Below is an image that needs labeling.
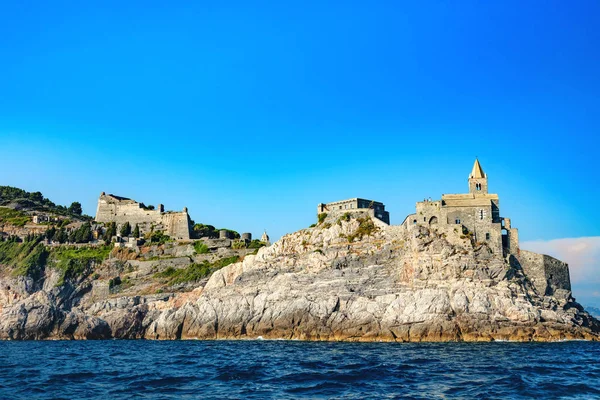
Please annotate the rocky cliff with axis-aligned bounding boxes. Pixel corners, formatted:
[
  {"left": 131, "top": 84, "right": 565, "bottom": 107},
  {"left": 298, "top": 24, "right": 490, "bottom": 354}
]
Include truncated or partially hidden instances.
[{"left": 1, "top": 212, "right": 598, "bottom": 341}]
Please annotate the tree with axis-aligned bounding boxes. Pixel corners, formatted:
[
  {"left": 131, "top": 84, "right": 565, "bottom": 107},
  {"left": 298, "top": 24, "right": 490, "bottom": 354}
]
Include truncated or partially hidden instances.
[
  {"left": 74, "top": 223, "right": 92, "bottom": 243},
  {"left": 68, "top": 202, "right": 82, "bottom": 216},
  {"left": 133, "top": 224, "right": 140, "bottom": 238},
  {"left": 103, "top": 222, "right": 117, "bottom": 244},
  {"left": 120, "top": 222, "right": 131, "bottom": 237},
  {"left": 55, "top": 228, "right": 67, "bottom": 244},
  {"left": 46, "top": 226, "right": 56, "bottom": 241}
]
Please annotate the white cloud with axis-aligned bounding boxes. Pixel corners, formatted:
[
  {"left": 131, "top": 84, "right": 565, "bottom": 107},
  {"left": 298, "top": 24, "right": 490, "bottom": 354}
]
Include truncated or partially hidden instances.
[
  {"left": 522, "top": 237, "right": 600, "bottom": 308},
  {"left": 521, "top": 237, "right": 600, "bottom": 284}
]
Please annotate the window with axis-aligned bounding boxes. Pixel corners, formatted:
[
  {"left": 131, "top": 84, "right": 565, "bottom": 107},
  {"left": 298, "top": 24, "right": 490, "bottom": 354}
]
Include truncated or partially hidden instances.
[
  {"left": 480, "top": 210, "right": 484, "bottom": 220},
  {"left": 345, "top": 205, "right": 347, "bottom": 209},
  {"left": 486, "top": 233, "right": 490, "bottom": 240},
  {"left": 455, "top": 218, "right": 461, "bottom": 224},
  {"left": 424, "top": 217, "right": 426, "bottom": 222},
  {"left": 413, "top": 219, "right": 417, "bottom": 224}
]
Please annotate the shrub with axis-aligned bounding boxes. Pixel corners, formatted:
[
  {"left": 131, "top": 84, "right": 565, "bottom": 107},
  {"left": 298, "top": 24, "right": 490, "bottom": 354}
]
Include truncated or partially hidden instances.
[
  {"left": 120, "top": 222, "right": 132, "bottom": 237},
  {"left": 317, "top": 213, "right": 328, "bottom": 225},
  {"left": 248, "top": 240, "right": 266, "bottom": 249},
  {"left": 51, "top": 245, "right": 111, "bottom": 286},
  {"left": 346, "top": 217, "right": 379, "bottom": 243},
  {"left": 337, "top": 212, "right": 351, "bottom": 226},
  {"left": 146, "top": 230, "right": 171, "bottom": 245},
  {"left": 154, "top": 256, "right": 240, "bottom": 285},
  {"left": 194, "top": 241, "right": 209, "bottom": 254},
  {"left": 0, "top": 207, "right": 30, "bottom": 227}
]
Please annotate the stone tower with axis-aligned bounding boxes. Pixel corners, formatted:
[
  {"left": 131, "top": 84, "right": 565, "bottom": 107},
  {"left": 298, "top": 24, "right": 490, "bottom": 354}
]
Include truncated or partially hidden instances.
[{"left": 468, "top": 158, "right": 488, "bottom": 194}]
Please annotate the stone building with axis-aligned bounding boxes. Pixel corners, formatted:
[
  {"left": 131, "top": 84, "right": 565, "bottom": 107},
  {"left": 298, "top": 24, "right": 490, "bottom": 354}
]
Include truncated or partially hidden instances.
[
  {"left": 317, "top": 198, "right": 390, "bottom": 224},
  {"left": 401, "top": 159, "right": 571, "bottom": 298},
  {"left": 95, "top": 193, "right": 191, "bottom": 240}
]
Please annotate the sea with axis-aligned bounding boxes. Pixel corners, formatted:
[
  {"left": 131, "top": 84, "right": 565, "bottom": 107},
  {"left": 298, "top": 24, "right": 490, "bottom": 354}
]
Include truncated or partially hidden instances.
[{"left": 0, "top": 340, "right": 599, "bottom": 399}]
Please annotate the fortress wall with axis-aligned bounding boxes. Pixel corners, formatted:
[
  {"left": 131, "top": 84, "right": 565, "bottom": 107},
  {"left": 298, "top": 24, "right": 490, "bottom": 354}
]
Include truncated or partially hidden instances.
[
  {"left": 517, "top": 250, "right": 571, "bottom": 297},
  {"left": 321, "top": 208, "right": 390, "bottom": 226},
  {"left": 543, "top": 255, "right": 571, "bottom": 294},
  {"left": 161, "top": 212, "right": 191, "bottom": 240},
  {"left": 517, "top": 250, "right": 548, "bottom": 295}
]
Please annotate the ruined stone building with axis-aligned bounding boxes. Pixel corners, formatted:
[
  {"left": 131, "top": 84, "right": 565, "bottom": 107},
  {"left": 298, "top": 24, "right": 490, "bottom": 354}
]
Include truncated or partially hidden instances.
[
  {"left": 400, "top": 159, "right": 571, "bottom": 299},
  {"left": 318, "top": 159, "right": 572, "bottom": 299},
  {"left": 95, "top": 193, "right": 191, "bottom": 240},
  {"left": 317, "top": 198, "right": 390, "bottom": 224}
]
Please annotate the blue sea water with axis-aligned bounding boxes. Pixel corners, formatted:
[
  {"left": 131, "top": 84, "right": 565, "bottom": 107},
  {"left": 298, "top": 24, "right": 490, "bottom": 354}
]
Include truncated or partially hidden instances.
[{"left": 0, "top": 341, "right": 599, "bottom": 399}]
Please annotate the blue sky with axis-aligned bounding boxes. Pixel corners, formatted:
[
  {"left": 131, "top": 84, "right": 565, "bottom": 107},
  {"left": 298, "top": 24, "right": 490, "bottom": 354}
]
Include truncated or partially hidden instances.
[{"left": 1, "top": 2, "right": 599, "bottom": 303}]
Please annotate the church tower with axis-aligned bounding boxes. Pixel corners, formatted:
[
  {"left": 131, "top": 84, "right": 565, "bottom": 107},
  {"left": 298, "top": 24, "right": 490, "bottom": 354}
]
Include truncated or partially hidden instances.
[{"left": 468, "top": 158, "right": 488, "bottom": 194}]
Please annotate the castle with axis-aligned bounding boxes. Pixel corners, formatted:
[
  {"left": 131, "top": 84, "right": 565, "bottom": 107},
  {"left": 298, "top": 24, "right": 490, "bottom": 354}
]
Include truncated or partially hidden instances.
[
  {"left": 319, "top": 159, "right": 572, "bottom": 299},
  {"left": 317, "top": 198, "right": 390, "bottom": 224},
  {"left": 95, "top": 193, "right": 191, "bottom": 240}
]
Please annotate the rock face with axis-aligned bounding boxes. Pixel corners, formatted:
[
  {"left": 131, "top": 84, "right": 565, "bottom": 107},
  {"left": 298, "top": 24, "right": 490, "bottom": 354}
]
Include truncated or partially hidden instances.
[{"left": 1, "top": 213, "right": 598, "bottom": 341}]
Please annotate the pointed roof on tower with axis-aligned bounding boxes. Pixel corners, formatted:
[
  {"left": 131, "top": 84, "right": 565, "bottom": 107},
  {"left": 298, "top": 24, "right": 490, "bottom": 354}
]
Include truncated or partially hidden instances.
[{"left": 470, "top": 158, "right": 486, "bottom": 179}]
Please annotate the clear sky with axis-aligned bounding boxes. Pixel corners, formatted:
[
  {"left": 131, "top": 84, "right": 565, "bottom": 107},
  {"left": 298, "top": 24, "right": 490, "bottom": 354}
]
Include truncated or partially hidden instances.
[{"left": 1, "top": 2, "right": 599, "bottom": 303}]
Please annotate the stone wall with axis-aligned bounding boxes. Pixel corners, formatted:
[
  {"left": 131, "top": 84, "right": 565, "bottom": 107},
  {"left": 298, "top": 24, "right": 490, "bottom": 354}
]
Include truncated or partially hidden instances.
[
  {"left": 95, "top": 194, "right": 191, "bottom": 240},
  {"left": 318, "top": 198, "right": 390, "bottom": 224},
  {"left": 517, "top": 250, "right": 571, "bottom": 297}
]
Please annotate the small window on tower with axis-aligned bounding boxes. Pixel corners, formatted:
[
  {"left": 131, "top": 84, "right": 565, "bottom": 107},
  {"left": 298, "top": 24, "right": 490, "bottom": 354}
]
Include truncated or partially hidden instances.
[
  {"left": 486, "top": 233, "right": 490, "bottom": 240},
  {"left": 456, "top": 218, "right": 461, "bottom": 224},
  {"left": 480, "top": 210, "right": 484, "bottom": 220}
]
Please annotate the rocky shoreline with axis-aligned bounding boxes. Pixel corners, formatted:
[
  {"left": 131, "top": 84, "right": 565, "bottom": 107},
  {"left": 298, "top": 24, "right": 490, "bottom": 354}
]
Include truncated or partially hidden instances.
[{"left": 1, "top": 212, "right": 598, "bottom": 342}]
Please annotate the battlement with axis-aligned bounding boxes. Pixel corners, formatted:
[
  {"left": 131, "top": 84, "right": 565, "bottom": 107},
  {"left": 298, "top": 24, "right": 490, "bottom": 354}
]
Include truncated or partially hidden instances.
[
  {"left": 317, "top": 198, "right": 390, "bottom": 224},
  {"left": 95, "top": 193, "right": 191, "bottom": 240}
]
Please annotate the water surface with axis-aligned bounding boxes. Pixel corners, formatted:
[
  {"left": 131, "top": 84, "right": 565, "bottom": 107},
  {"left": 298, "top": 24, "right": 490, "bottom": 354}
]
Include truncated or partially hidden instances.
[{"left": 0, "top": 340, "right": 598, "bottom": 399}]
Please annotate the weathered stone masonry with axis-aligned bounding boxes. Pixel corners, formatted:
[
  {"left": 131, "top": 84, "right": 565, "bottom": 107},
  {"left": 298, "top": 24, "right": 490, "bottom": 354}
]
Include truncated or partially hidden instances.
[
  {"left": 399, "top": 159, "right": 571, "bottom": 299},
  {"left": 95, "top": 193, "right": 191, "bottom": 240},
  {"left": 319, "top": 160, "right": 572, "bottom": 300}
]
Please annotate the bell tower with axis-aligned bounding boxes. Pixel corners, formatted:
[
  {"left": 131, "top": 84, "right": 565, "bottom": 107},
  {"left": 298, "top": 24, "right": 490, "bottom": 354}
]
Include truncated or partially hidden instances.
[{"left": 468, "top": 158, "right": 488, "bottom": 194}]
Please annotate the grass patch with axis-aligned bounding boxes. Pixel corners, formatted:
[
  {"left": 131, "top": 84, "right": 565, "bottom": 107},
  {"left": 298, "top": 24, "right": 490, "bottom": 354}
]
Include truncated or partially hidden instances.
[
  {"left": 194, "top": 241, "right": 209, "bottom": 254},
  {"left": 346, "top": 217, "right": 379, "bottom": 243},
  {"left": 336, "top": 212, "right": 352, "bottom": 226},
  {"left": 154, "top": 255, "right": 240, "bottom": 285},
  {"left": 50, "top": 245, "right": 112, "bottom": 286},
  {"left": 0, "top": 207, "right": 30, "bottom": 227},
  {"left": 0, "top": 238, "right": 49, "bottom": 280},
  {"left": 317, "top": 213, "right": 328, "bottom": 225}
]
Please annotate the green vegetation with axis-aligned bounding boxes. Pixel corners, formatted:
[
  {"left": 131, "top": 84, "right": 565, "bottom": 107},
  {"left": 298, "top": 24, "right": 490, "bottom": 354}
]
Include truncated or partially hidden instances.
[
  {"left": 345, "top": 217, "right": 379, "bottom": 243},
  {"left": 50, "top": 245, "right": 112, "bottom": 285},
  {"left": 146, "top": 230, "right": 172, "bottom": 245},
  {"left": 0, "top": 186, "right": 91, "bottom": 220},
  {"left": 194, "top": 241, "right": 209, "bottom": 254},
  {"left": 309, "top": 223, "right": 317, "bottom": 228},
  {"left": 317, "top": 213, "right": 328, "bottom": 225},
  {"left": 336, "top": 212, "right": 351, "bottom": 226},
  {"left": 120, "top": 221, "right": 132, "bottom": 237},
  {"left": 68, "top": 223, "right": 93, "bottom": 243},
  {"left": 154, "top": 255, "right": 240, "bottom": 285},
  {"left": 103, "top": 222, "right": 117, "bottom": 243},
  {"left": 67, "top": 201, "right": 82, "bottom": 216},
  {"left": 248, "top": 239, "right": 266, "bottom": 249},
  {"left": 0, "top": 207, "right": 30, "bottom": 227},
  {"left": 133, "top": 224, "right": 140, "bottom": 238},
  {"left": 0, "top": 236, "right": 48, "bottom": 280},
  {"left": 191, "top": 223, "right": 240, "bottom": 240},
  {"left": 232, "top": 240, "right": 246, "bottom": 249}
]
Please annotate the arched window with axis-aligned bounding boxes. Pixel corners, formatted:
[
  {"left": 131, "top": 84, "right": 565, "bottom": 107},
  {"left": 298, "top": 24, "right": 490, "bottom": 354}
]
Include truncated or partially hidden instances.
[{"left": 429, "top": 216, "right": 438, "bottom": 225}]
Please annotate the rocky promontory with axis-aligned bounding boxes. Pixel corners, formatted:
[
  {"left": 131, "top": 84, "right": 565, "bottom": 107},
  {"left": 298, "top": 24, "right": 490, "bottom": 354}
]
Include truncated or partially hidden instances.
[{"left": 1, "top": 211, "right": 598, "bottom": 342}]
